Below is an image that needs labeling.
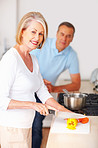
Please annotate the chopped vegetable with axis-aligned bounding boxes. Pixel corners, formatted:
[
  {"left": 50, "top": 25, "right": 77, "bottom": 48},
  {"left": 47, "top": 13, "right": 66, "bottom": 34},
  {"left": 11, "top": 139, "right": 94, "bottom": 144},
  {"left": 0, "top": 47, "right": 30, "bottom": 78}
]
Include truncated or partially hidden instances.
[
  {"left": 64, "top": 117, "right": 89, "bottom": 130},
  {"left": 66, "top": 118, "right": 78, "bottom": 130},
  {"left": 78, "top": 117, "right": 89, "bottom": 124}
]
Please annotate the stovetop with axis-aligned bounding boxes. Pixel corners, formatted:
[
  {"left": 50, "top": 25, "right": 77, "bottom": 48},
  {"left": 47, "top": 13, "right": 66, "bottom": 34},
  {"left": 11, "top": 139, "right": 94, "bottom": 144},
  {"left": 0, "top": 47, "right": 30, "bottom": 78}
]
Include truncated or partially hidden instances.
[{"left": 58, "top": 93, "right": 98, "bottom": 116}]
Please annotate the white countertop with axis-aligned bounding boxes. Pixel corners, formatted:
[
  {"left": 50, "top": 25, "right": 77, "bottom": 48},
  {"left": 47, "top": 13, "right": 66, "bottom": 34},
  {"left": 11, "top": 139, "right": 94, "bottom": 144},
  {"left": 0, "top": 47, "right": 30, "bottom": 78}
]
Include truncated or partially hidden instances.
[
  {"left": 46, "top": 116, "right": 98, "bottom": 148},
  {"left": 46, "top": 80, "right": 98, "bottom": 148}
]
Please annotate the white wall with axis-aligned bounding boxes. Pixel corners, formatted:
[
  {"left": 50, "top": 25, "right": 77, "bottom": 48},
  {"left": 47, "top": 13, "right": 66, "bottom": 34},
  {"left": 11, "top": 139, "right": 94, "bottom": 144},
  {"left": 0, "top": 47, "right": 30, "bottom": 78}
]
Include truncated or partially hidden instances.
[
  {"left": 0, "top": 0, "right": 17, "bottom": 58},
  {"left": 0, "top": 0, "right": 98, "bottom": 80},
  {"left": 17, "top": 0, "right": 98, "bottom": 80}
]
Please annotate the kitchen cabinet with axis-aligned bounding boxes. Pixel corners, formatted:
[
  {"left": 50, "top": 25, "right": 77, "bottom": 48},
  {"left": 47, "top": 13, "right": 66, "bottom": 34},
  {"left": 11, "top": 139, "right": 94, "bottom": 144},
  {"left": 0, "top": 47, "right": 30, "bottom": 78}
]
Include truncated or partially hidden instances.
[{"left": 46, "top": 80, "right": 98, "bottom": 148}]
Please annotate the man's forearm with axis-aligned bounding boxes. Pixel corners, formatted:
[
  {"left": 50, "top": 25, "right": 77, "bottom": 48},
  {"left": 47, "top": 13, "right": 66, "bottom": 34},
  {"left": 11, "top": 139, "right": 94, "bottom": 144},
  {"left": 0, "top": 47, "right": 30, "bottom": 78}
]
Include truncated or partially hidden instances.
[{"left": 52, "top": 82, "right": 81, "bottom": 93}]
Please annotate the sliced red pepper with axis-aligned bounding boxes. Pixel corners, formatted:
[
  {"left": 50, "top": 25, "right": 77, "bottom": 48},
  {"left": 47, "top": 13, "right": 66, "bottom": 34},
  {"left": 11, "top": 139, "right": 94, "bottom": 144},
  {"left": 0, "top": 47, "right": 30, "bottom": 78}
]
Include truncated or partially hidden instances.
[{"left": 78, "top": 117, "right": 89, "bottom": 124}]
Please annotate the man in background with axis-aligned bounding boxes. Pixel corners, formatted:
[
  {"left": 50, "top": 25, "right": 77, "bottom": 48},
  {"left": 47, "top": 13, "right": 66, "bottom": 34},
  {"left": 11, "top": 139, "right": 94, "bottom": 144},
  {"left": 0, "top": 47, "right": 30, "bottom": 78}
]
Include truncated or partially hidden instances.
[{"left": 30, "top": 22, "right": 81, "bottom": 148}]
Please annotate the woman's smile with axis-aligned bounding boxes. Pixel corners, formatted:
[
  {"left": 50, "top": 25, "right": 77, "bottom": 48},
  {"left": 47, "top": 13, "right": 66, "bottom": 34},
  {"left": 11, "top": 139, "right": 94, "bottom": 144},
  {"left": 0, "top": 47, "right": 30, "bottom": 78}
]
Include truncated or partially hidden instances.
[
  {"left": 22, "top": 20, "right": 44, "bottom": 51},
  {"left": 30, "top": 40, "right": 39, "bottom": 46}
]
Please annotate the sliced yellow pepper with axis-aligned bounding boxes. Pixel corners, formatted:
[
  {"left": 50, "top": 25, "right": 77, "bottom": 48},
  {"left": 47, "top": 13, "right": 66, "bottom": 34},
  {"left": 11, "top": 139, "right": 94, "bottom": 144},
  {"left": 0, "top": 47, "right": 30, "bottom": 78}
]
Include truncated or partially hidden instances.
[{"left": 67, "top": 118, "right": 78, "bottom": 130}]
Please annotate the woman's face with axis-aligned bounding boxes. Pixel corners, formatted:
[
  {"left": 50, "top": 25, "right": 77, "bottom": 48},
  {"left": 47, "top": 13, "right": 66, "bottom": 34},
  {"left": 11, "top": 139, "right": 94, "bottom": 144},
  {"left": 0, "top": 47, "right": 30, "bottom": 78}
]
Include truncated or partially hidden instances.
[{"left": 21, "top": 20, "right": 44, "bottom": 51}]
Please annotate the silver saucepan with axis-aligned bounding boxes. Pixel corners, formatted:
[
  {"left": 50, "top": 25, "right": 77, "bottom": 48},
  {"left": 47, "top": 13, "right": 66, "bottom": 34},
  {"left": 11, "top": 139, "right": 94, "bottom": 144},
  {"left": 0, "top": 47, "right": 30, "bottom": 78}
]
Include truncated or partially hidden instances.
[{"left": 63, "top": 91, "right": 88, "bottom": 110}]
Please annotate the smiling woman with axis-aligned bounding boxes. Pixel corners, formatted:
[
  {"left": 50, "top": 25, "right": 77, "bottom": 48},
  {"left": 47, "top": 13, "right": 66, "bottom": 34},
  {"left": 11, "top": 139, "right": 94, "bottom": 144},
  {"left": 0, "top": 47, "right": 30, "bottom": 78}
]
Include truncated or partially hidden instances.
[
  {"left": 16, "top": 12, "right": 48, "bottom": 49},
  {"left": 21, "top": 21, "right": 44, "bottom": 51},
  {"left": 0, "top": 11, "right": 69, "bottom": 148}
]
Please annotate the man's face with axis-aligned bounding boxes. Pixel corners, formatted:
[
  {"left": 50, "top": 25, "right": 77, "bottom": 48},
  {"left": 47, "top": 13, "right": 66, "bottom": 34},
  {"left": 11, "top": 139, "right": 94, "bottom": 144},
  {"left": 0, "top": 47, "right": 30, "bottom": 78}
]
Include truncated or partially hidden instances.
[{"left": 56, "top": 25, "right": 74, "bottom": 52}]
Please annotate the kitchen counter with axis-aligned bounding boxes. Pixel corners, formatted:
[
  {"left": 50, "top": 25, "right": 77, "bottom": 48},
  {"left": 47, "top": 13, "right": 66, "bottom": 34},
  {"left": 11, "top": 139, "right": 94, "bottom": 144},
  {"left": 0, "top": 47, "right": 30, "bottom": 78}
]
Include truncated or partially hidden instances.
[
  {"left": 43, "top": 80, "right": 97, "bottom": 127},
  {"left": 57, "top": 79, "right": 97, "bottom": 94},
  {"left": 46, "top": 116, "right": 98, "bottom": 148},
  {"left": 46, "top": 80, "right": 98, "bottom": 148}
]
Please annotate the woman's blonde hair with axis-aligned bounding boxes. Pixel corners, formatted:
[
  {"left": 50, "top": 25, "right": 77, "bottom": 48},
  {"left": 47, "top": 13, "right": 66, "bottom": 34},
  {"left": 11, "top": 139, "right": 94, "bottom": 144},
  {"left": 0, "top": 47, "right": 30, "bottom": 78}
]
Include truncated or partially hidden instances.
[{"left": 16, "top": 12, "right": 48, "bottom": 49}]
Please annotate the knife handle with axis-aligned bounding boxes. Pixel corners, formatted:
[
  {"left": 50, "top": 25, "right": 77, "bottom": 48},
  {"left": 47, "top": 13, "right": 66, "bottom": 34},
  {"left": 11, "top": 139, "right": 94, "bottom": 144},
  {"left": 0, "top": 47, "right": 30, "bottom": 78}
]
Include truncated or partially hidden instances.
[{"left": 48, "top": 109, "right": 55, "bottom": 115}]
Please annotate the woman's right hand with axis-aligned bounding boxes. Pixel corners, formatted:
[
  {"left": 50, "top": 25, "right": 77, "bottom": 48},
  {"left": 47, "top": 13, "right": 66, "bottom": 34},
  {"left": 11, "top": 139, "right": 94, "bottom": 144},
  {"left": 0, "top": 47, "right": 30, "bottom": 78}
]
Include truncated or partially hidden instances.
[
  {"left": 32, "top": 102, "right": 59, "bottom": 116},
  {"left": 32, "top": 102, "right": 49, "bottom": 116}
]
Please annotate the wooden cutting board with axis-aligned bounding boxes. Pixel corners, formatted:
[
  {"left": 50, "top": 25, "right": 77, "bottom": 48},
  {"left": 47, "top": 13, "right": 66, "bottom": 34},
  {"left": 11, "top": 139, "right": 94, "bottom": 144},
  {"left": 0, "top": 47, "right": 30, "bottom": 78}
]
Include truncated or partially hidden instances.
[{"left": 51, "top": 112, "right": 90, "bottom": 134}]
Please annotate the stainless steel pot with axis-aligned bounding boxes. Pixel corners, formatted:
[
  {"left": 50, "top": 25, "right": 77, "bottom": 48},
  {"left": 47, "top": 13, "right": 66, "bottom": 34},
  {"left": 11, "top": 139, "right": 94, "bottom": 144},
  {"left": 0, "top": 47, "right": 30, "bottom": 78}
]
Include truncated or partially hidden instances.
[{"left": 63, "top": 93, "right": 88, "bottom": 110}]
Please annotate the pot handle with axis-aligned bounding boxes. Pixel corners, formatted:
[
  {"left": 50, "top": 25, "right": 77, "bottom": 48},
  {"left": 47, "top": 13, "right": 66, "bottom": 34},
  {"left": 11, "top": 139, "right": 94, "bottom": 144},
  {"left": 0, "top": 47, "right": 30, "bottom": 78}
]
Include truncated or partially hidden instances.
[
  {"left": 63, "top": 93, "right": 70, "bottom": 97},
  {"left": 63, "top": 89, "right": 71, "bottom": 97},
  {"left": 81, "top": 92, "right": 88, "bottom": 97}
]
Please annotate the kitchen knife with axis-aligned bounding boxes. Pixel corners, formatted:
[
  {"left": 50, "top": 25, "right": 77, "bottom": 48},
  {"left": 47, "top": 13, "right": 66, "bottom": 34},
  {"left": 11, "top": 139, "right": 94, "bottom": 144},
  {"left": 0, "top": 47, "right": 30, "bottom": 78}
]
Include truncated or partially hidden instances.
[{"left": 48, "top": 109, "right": 55, "bottom": 115}]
